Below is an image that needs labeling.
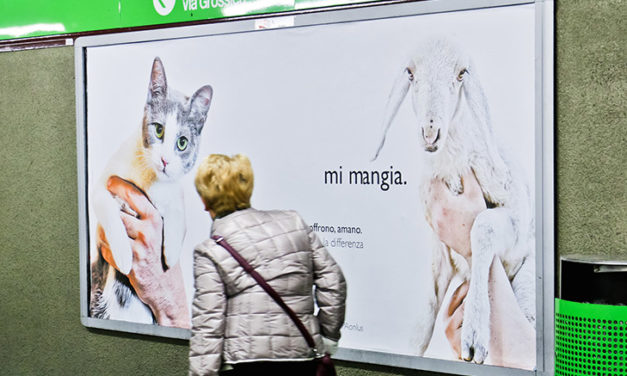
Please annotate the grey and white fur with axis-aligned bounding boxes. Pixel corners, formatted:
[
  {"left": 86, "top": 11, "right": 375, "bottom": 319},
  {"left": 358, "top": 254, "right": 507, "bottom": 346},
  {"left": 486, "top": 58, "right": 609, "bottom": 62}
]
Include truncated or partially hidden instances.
[{"left": 90, "top": 57, "right": 212, "bottom": 324}]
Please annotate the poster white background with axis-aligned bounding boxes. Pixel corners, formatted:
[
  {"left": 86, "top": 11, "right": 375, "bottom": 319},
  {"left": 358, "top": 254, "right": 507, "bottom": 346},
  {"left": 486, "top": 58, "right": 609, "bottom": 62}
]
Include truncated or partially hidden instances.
[{"left": 86, "top": 3, "right": 535, "bottom": 363}]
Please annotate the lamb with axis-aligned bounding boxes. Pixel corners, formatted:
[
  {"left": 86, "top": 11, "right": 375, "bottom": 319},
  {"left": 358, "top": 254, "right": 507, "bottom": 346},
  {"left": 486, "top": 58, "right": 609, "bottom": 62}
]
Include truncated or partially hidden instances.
[{"left": 373, "top": 39, "right": 535, "bottom": 363}]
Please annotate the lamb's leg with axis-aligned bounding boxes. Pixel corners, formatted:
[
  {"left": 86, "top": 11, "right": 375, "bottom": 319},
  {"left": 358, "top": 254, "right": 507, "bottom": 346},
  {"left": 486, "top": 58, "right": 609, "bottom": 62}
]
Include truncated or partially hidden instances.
[
  {"left": 511, "top": 255, "right": 536, "bottom": 328},
  {"left": 415, "top": 240, "right": 455, "bottom": 355},
  {"left": 462, "top": 207, "right": 516, "bottom": 364},
  {"left": 433, "top": 242, "right": 456, "bottom": 315},
  {"left": 415, "top": 289, "right": 439, "bottom": 355}
]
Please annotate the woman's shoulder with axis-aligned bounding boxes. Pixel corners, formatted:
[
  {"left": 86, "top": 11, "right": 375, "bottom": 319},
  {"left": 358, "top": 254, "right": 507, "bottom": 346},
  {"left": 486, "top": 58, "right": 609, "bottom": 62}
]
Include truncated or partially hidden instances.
[
  {"left": 194, "top": 238, "right": 217, "bottom": 254},
  {"left": 213, "top": 208, "right": 308, "bottom": 239},
  {"left": 193, "top": 238, "right": 236, "bottom": 268},
  {"left": 224, "top": 207, "right": 303, "bottom": 222},
  {"left": 259, "top": 209, "right": 308, "bottom": 228},
  {"left": 263, "top": 208, "right": 301, "bottom": 219}
]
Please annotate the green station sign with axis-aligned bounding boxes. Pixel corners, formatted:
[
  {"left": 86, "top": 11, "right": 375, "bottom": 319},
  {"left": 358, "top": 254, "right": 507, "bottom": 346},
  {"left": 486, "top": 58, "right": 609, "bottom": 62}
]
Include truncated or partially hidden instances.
[{"left": 0, "top": 0, "right": 376, "bottom": 40}]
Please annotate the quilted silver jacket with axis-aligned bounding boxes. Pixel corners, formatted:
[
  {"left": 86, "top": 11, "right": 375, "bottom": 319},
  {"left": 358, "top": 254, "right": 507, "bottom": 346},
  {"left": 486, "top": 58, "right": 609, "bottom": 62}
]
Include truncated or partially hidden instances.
[{"left": 189, "top": 208, "right": 347, "bottom": 375}]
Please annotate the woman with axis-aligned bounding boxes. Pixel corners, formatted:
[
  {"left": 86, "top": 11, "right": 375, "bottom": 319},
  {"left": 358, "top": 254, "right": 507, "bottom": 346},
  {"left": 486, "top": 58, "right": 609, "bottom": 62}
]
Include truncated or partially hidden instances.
[{"left": 189, "top": 154, "right": 347, "bottom": 376}]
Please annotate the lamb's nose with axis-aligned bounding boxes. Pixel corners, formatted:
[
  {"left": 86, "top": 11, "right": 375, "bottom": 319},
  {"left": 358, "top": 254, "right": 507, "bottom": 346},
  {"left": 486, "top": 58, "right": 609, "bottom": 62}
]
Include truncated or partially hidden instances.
[{"left": 422, "top": 126, "right": 439, "bottom": 145}]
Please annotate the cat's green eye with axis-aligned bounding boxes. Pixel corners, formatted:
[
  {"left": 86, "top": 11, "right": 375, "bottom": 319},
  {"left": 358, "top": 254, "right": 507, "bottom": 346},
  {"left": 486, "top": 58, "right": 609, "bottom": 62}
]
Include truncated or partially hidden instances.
[
  {"left": 177, "top": 136, "right": 188, "bottom": 151},
  {"left": 154, "top": 123, "right": 164, "bottom": 139}
]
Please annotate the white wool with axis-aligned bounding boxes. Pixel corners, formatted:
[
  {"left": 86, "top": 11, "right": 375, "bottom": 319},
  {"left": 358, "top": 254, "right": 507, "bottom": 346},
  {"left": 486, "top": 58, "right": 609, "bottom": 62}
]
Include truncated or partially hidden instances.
[{"left": 374, "top": 39, "right": 535, "bottom": 363}]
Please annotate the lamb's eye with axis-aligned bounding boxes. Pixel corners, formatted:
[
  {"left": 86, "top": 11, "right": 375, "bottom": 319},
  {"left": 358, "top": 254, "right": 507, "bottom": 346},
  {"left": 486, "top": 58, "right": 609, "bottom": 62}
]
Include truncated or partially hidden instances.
[
  {"left": 177, "top": 136, "right": 188, "bottom": 151},
  {"left": 154, "top": 123, "right": 164, "bottom": 139},
  {"left": 457, "top": 68, "right": 468, "bottom": 82}
]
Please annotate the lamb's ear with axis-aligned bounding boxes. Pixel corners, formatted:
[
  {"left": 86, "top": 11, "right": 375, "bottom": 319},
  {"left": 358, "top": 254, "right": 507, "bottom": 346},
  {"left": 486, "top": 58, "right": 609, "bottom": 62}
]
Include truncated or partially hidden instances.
[
  {"left": 148, "top": 57, "right": 167, "bottom": 102},
  {"left": 189, "top": 85, "right": 213, "bottom": 134},
  {"left": 373, "top": 61, "right": 414, "bottom": 161},
  {"left": 460, "top": 64, "right": 490, "bottom": 125}
]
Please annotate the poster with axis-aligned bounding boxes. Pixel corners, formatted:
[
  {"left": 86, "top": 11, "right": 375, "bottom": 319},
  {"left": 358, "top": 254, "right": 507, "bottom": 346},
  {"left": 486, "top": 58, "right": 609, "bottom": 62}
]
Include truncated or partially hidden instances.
[{"left": 81, "top": 2, "right": 539, "bottom": 372}]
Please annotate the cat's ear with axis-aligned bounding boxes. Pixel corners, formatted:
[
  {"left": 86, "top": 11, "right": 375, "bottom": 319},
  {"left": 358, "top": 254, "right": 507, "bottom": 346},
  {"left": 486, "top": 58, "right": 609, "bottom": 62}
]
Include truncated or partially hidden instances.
[
  {"left": 190, "top": 85, "right": 213, "bottom": 133},
  {"left": 148, "top": 57, "right": 168, "bottom": 102}
]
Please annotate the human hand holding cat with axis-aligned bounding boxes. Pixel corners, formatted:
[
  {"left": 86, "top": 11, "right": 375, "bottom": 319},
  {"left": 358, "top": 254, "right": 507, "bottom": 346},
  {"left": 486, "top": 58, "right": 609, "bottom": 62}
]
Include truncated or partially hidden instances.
[{"left": 99, "top": 175, "right": 190, "bottom": 328}]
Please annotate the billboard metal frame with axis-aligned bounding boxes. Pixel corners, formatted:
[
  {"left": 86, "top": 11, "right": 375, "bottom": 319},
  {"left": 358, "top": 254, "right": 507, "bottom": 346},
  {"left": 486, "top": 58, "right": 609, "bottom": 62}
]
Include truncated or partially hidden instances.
[{"left": 75, "top": 1, "right": 554, "bottom": 374}]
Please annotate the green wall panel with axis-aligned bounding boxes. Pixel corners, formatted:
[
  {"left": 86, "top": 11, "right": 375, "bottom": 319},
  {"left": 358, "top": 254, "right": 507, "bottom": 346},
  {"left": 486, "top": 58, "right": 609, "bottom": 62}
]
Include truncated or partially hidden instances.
[{"left": 0, "top": 0, "right": 375, "bottom": 40}]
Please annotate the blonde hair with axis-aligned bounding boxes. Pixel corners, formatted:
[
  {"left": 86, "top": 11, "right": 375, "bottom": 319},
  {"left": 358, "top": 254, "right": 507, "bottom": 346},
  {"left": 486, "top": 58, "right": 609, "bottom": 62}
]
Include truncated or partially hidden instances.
[{"left": 194, "top": 154, "right": 254, "bottom": 218}]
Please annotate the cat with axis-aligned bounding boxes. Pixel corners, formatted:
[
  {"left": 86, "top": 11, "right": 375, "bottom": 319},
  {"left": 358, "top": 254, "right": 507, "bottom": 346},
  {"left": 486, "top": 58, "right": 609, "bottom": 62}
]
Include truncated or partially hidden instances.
[{"left": 90, "top": 57, "right": 213, "bottom": 324}]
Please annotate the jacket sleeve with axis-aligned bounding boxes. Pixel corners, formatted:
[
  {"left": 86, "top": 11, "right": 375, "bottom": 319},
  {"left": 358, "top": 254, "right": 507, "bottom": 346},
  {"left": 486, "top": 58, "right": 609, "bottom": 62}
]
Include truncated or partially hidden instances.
[
  {"left": 189, "top": 244, "right": 226, "bottom": 376},
  {"left": 308, "top": 224, "right": 347, "bottom": 342}
]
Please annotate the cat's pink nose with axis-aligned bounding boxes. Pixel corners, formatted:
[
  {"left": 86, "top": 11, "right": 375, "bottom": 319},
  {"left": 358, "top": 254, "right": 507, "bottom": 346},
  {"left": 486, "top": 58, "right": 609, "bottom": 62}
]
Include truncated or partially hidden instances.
[{"left": 161, "top": 157, "right": 168, "bottom": 167}]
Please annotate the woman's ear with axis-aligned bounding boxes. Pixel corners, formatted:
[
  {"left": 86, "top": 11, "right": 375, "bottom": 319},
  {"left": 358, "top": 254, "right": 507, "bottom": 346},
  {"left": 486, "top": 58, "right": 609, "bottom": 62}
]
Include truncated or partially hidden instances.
[
  {"left": 202, "top": 200, "right": 217, "bottom": 219},
  {"left": 201, "top": 198, "right": 211, "bottom": 213}
]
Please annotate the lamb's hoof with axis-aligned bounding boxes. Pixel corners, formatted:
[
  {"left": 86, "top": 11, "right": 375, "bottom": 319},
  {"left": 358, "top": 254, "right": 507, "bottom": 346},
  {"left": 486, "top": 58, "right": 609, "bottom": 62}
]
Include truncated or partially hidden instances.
[
  {"left": 462, "top": 342, "right": 487, "bottom": 364},
  {"left": 444, "top": 179, "right": 464, "bottom": 195},
  {"left": 461, "top": 325, "right": 488, "bottom": 364}
]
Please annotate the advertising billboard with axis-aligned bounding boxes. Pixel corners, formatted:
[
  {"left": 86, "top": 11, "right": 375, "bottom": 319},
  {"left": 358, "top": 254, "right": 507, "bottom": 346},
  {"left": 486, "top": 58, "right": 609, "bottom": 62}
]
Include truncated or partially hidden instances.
[{"left": 76, "top": 1, "right": 554, "bottom": 374}]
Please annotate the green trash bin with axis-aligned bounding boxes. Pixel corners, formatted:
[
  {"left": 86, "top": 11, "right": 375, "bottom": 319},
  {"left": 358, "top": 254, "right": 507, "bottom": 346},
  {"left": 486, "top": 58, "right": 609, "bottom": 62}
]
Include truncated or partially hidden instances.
[
  {"left": 555, "top": 299, "right": 627, "bottom": 376},
  {"left": 556, "top": 256, "right": 627, "bottom": 376}
]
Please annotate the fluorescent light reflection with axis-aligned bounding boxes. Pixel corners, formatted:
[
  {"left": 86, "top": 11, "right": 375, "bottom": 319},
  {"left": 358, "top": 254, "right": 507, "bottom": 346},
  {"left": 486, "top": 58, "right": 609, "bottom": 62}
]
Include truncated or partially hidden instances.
[
  {"left": 294, "top": 0, "right": 365, "bottom": 10},
  {"left": 222, "top": 0, "right": 295, "bottom": 17}
]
